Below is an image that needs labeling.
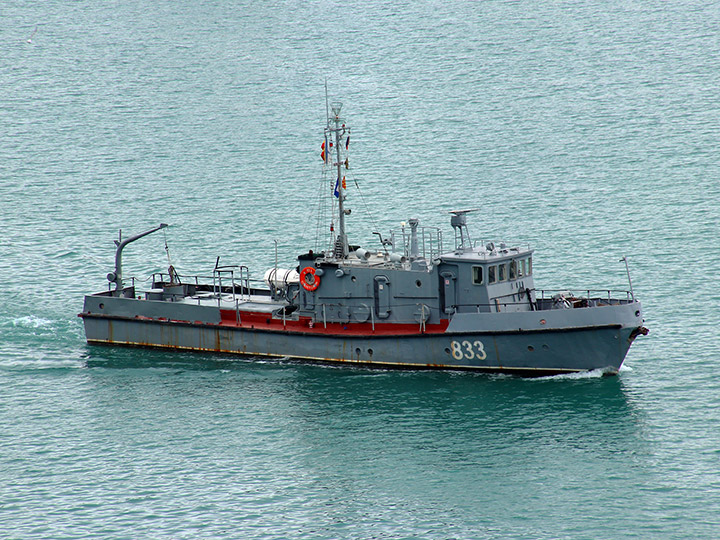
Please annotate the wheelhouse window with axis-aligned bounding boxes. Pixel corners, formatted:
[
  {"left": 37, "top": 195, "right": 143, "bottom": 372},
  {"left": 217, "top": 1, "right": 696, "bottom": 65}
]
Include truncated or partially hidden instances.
[
  {"left": 488, "top": 265, "right": 497, "bottom": 284},
  {"left": 509, "top": 260, "right": 517, "bottom": 280},
  {"left": 518, "top": 259, "right": 525, "bottom": 277},
  {"left": 498, "top": 263, "right": 507, "bottom": 282},
  {"left": 527, "top": 256, "right": 532, "bottom": 275},
  {"left": 472, "top": 266, "right": 484, "bottom": 285}
]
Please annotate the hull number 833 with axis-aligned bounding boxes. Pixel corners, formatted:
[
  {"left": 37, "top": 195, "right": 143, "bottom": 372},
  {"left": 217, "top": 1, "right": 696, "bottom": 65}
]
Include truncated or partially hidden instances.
[{"left": 450, "top": 340, "right": 487, "bottom": 361}]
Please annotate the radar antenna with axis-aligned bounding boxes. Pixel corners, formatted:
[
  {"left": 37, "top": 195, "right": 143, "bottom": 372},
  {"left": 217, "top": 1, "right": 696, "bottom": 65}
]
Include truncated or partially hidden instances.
[{"left": 449, "top": 209, "right": 479, "bottom": 251}]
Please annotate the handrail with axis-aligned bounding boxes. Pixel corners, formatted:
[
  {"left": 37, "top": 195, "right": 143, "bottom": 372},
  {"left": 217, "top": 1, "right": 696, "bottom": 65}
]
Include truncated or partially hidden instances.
[
  {"left": 151, "top": 271, "right": 263, "bottom": 288},
  {"left": 390, "top": 225, "right": 443, "bottom": 260},
  {"left": 535, "top": 289, "right": 634, "bottom": 302},
  {"left": 454, "top": 289, "right": 635, "bottom": 313}
]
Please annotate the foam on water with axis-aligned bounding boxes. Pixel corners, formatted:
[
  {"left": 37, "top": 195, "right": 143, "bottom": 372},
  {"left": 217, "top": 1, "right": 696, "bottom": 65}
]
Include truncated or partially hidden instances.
[
  {"left": 7, "top": 315, "right": 55, "bottom": 329},
  {"left": 534, "top": 367, "right": 613, "bottom": 381}
]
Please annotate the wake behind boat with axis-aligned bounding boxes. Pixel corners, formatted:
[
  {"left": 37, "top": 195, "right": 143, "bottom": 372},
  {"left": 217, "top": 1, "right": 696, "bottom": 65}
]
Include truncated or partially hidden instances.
[{"left": 80, "top": 101, "right": 648, "bottom": 375}]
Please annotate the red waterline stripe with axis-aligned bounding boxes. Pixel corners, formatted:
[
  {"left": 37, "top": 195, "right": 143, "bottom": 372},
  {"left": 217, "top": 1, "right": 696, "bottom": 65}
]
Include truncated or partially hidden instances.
[{"left": 218, "top": 309, "right": 449, "bottom": 335}]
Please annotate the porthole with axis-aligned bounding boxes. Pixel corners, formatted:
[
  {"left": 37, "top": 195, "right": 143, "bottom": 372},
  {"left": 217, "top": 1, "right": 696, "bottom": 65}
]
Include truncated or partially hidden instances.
[
  {"left": 527, "top": 345, "right": 534, "bottom": 352},
  {"left": 444, "top": 347, "right": 451, "bottom": 355},
  {"left": 416, "top": 280, "right": 422, "bottom": 287},
  {"left": 367, "top": 348, "right": 374, "bottom": 356},
  {"left": 98, "top": 303, "right": 104, "bottom": 309},
  {"left": 355, "top": 347, "right": 361, "bottom": 356}
]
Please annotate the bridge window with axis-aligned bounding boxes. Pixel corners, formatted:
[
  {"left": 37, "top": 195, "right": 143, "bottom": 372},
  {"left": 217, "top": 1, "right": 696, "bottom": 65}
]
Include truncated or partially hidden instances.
[
  {"left": 518, "top": 259, "right": 525, "bottom": 277},
  {"left": 472, "top": 266, "right": 484, "bottom": 285},
  {"left": 498, "top": 263, "right": 507, "bottom": 282},
  {"left": 509, "top": 260, "right": 517, "bottom": 280},
  {"left": 488, "top": 265, "right": 497, "bottom": 284},
  {"left": 527, "top": 256, "right": 532, "bottom": 275}
]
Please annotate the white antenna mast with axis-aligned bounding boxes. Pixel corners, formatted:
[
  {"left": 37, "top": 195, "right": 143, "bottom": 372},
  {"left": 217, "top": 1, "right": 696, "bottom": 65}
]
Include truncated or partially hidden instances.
[{"left": 325, "top": 79, "right": 330, "bottom": 129}]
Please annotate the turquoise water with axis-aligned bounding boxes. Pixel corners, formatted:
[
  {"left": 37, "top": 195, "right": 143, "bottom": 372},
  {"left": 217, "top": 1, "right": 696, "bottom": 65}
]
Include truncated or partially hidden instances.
[{"left": 2, "top": 1, "right": 720, "bottom": 538}]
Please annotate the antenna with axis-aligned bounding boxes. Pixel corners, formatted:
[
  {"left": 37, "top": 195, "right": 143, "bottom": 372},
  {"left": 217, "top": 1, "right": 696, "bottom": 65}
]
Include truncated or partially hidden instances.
[
  {"left": 325, "top": 79, "right": 330, "bottom": 128},
  {"left": 26, "top": 25, "right": 37, "bottom": 44},
  {"left": 620, "top": 256, "right": 635, "bottom": 301},
  {"left": 326, "top": 98, "right": 348, "bottom": 259},
  {"left": 163, "top": 227, "right": 172, "bottom": 267}
]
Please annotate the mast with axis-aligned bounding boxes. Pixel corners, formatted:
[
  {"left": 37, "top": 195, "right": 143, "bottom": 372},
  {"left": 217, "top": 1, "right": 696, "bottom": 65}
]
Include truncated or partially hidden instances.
[{"left": 326, "top": 101, "right": 349, "bottom": 258}]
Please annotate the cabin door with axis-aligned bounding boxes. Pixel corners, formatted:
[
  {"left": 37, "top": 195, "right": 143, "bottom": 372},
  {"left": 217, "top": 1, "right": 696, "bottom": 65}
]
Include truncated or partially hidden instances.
[
  {"left": 374, "top": 275, "right": 391, "bottom": 319},
  {"left": 440, "top": 270, "right": 457, "bottom": 314}
]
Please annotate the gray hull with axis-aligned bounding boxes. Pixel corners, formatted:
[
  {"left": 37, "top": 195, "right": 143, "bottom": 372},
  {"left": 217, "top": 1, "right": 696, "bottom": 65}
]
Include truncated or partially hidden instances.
[{"left": 81, "top": 294, "right": 644, "bottom": 375}]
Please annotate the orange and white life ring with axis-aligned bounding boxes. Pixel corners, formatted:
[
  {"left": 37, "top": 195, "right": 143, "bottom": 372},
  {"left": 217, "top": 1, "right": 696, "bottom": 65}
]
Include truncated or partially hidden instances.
[{"left": 300, "top": 266, "right": 320, "bottom": 291}]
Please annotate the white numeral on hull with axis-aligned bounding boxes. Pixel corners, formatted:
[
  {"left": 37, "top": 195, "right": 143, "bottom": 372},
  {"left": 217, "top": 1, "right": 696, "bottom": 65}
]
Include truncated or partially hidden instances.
[{"left": 450, "top": 340, "right": 487, "bottom": 361}]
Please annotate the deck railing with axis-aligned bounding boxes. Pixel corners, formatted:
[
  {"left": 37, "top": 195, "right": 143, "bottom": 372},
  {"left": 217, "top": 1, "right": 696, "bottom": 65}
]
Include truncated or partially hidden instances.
[
  {"left": 389, "top": 225, "right": 443, "bottom": 261},
  {"left": 150, "top": 269, "right": 261, "bottom": 297},
  {"left": 454, "top": 288, "right": 636, "bottom": 313}
]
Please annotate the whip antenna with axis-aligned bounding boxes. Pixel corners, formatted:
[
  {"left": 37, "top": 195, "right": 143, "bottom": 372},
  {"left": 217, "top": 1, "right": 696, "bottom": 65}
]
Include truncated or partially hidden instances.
[{"left": 163, "top": 226, "right": 180, "bottom": 284}]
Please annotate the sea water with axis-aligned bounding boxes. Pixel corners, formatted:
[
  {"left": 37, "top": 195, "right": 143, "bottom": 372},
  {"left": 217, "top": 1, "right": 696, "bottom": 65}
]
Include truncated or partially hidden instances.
[{"left": 2, "top": 1, "right": 719, "bottom": 538}]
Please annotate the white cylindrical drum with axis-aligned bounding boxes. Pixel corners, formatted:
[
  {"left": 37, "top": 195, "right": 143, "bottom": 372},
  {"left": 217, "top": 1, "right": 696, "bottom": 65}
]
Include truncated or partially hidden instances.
[{"left": 263, "top": 268, "right": 300, "bottom": 288}]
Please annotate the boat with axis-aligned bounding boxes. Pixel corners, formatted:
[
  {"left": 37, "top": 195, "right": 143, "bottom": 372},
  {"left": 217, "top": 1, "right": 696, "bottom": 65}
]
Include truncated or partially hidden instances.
[{"left": 79, "top": 101, "right": 648, "bottom": 375}]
